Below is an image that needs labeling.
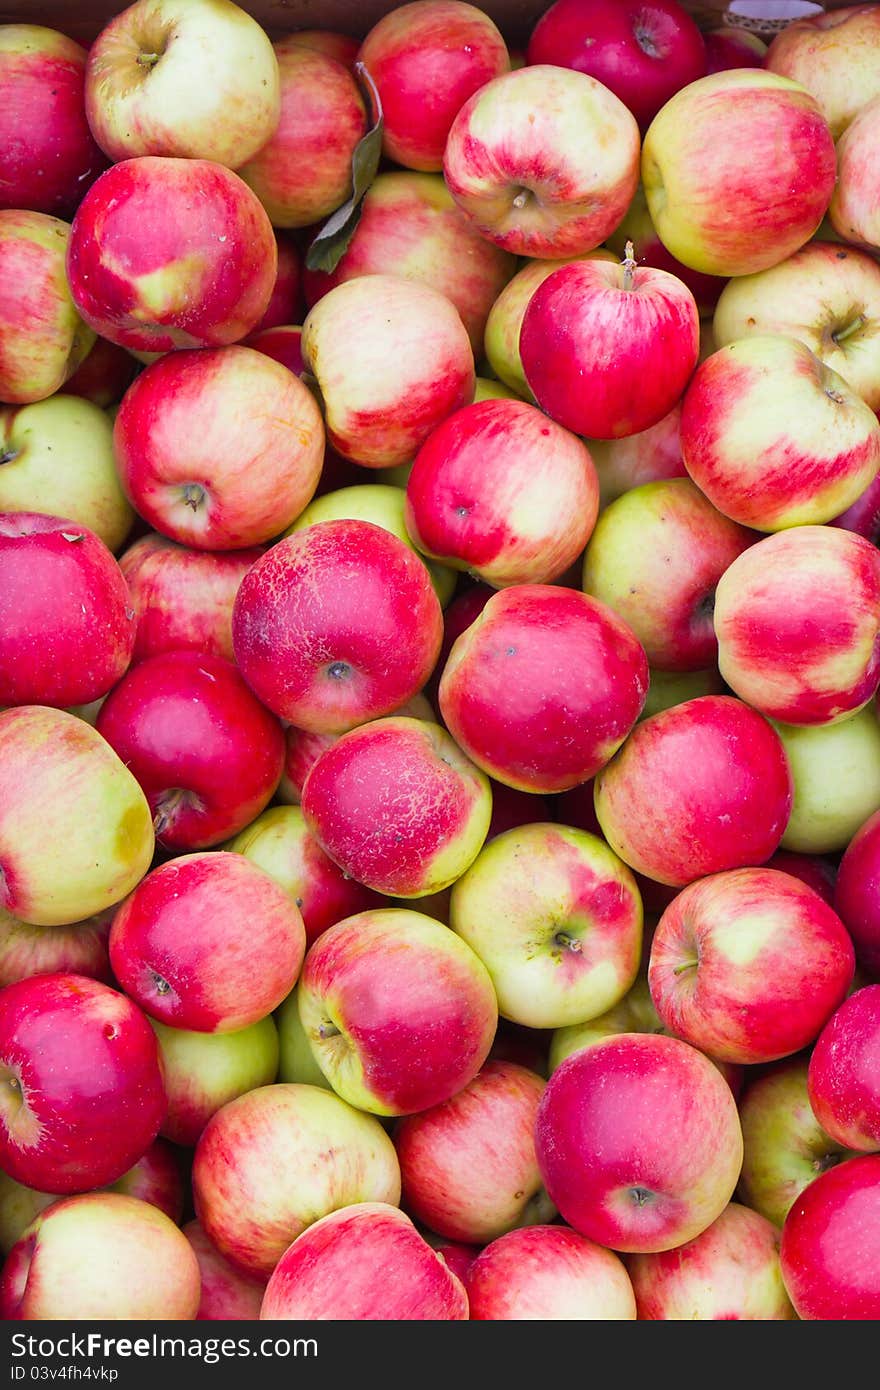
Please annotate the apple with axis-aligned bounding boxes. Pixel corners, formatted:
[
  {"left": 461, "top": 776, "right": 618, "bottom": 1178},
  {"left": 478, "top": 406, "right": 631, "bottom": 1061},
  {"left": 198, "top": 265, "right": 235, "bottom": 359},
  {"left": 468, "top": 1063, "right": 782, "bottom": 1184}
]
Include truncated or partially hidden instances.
[
  {"left": 832, "top": 470, "right": 880, "bottom": 545},
  {"left": 582, "top": 477, "right": 752, "bottom": 671},
  {"left": 297, "top": 907, "right": 498, "bottom": 1116},
  {"left": 773, "top": 705, "right": 880, "bottom": 855},
  {"left": 66, "top": 156, "right": 277, "bottom": 352},
  {"left": 236, "top": 39, "right": 365, "bottom": 228},
  {"left": 96, "top": 651, "right": 285, "bottom": 851},
  {"left": 191, "top": 1082, "right": 400, "bottom": 1277},
  {"left": 151, "top": 1015, "right": 279, "bottom": 1148},
  {"left": 486, "top": 781, "right": 550, "bottom": 840},
  {"left": 260, "top": 1202, "right": 468, "bottom": 1320},
  {"left": 443, "top": 65, "right": 639, "bottom": 258},
  {"left": 681, "top": 336, "right": 880, "bottom": 530},
  {"left": 628, "top": 1203, "right": 795, "bottom": 1319},
  {"left": 301, "top": 275, "right": 474, "bottom": 468},
  {"left": 704, "top": 25, "right": 768, "bottom": 72},
  {"left": 0, "top": 1192, "right": 200, "bottom": 1321},
  {"left": 520, "top": 252, "right": 700, "bottom": 440},
  {"left": 765, "top": 4, "right": 880, "bottom": 138},
  {"left": 395, "top": 1061, "right": 553, "bottom": 1244},
  {"left": 449, "top": 823, "right": 642, "bottom": 1029},
  {"left": 119, "top": 534, "right": 264, "bottom": 664},
  {"left": 593, "top": 695, "right": 793, "bottom": 887},
  {"left": 808, "top": 986, "right": 880, "bottom": 1152},
  {"left": 109, "top": 852, "right": 305, "bottom": 1034},
  {"left": 434, "top": 1241, "right": 480, "bottom": 1284},
  {"left": 358, "top": 0, "right": 509, "bottom": 172},
  {"left": 712, "top": 242, "right": 880, "bottom": 412},
  {"left": 0, "top": 706, "right": 154, "bottom": 927},
  {"left": 0, "top": 973, "right": 165, "bottom": 1194},
  {"left": 780, "top": 1154, "right": 880, "bottom": 1319},
  {"left": 526, "top": 0, "right": 706, "bottom": 131},
  {"left": 585, "top": 404, "right": 687, "bottom": 507},
  {"left": 0, "top": 906, "right": 112, "bottom": 989},
  {"left": 404, "top": 399, "right": 599, "bottom": 588},
  {"left": 714, "top": 526, "right": 880, "bottom": 724},
  {"left": 232, "top": 520, "right": 443, "bottom": 733},
  {"left": 536, "top": 1032, "right": 743, "bottom": 1251},
  {"left": 641, "top": 71, "right": 836, "bottom": 277},
  {"left": 275, "top": 987, "right": 331, "bottom": 1090},
  {"left": 648, "top": 866, "right": 855, "bottom": 1065},
  {"left": 604, "top": 183, "right": 727, "bottom": 315},
  {"left": 183, "top": 1220, "right": 266, "bottom": 1322},
  {"left": 249, "top": 233, "right": 302, "bottom": 334},
  {"left": 302, "top": 172, "right": 515, "bottom": 355},
  {"left": 829, "top": 95, "right": 880, "bottom": 252},
  {"left": 245, "top": 323, "right": 306, "bottom": 378},
  {"left": 0, "top": 396, "right": 133, "bottom": 553},
  {"left": 439, "top": 585, "right": 648, "bottom": 794},
  {"left": 231, "top": 805, "right": 383, "bottom": 946},
  {"left": 84, "top": 0, "right": 280, "bottom": 166},
  {"left": 767, "top": 850, "right": 837, "bottom": 905},
  {"left": 466, "top": 1224, "right": 636, "bottom": 1320},
  {"left": 836, "top": 809, "right": 880, "bottom": 976},
  {"left": 63, "top": 335, "right": 138, "bottom": 410},
  {"left": 0, "top": 210, "right": 94, "bottom": 403},
  {"left": 640, "top": 666, "right": 725, "bottom": 720},
  {"left": 113, "top": 346, "right": 323, "bottom": 550},
  {"left": 286, "top": 29, "right": 358, "bottom": 68},
  {"left": 549, "top": 975, "right": 662, "bottom": 1074}
]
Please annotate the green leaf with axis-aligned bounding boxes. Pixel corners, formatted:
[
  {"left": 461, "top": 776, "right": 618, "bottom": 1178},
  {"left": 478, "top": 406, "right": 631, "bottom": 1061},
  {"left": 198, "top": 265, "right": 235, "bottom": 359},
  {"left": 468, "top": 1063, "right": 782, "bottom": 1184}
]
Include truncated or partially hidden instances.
[{"left": 305, "top": 63, "right": 384, "bottom": 276}]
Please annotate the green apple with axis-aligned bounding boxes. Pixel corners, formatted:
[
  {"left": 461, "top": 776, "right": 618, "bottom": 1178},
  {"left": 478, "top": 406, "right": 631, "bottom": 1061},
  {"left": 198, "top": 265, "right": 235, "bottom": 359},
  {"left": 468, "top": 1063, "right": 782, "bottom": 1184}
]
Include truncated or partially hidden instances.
[
  {"left": 773, "top": 706, "right": 880, "bottom": 853},
  {"left": 151, "top": 1016, "right": 279, "bottom": 1147},
  {"left": 549, "top": 976, "right": 661, "bottom": 1072},
  {"left": 640, "top": 667, "right": 725, "bottom": 721},
  {"left": 276, "top": 987, "right": 331, "bottom": 1090}
]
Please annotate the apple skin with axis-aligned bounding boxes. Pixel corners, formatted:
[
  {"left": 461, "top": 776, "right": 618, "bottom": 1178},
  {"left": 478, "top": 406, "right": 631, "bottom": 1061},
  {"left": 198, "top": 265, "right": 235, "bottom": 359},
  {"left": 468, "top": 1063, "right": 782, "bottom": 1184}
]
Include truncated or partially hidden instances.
[
  {"left": 119, "top": 534, "right": 264, "bottom": 664},
  {"left": 586, "top": 404, "right": 687, "bottom": 508},
  {"left": 286, "top": 29, "right": 359, "bottom": 67},
  {"left": 237, "top": 40, "right": 365, "bottom": 229},
  {"left": 109, "top": 852, "right": 305, "bottom": 1035},
  {"left": 836, "top": 809, "right": 880, "bottom": 976},
  {"left": 303, "top": 172, "right": 515, "bottom": 355},
  {"left": 63, "top": 335, "right": 138, "bottom": 410},
  {"left": 449, "top": 823, "right": 642, "bottom": 1030},
  {"left": 250, "top": 233, "right": 302, "bottom": 334},
  {"left": 0, "top": 906, "right": 112, "bottom": 989},
  {"left": 0, "top": 706, "right": 154, "bottom": 928},
  {"left": 714, "top": 526, "right": 880, "bottom": 725},
  {"left": 151, "top": 1015, "right": 279, "bottom": 1149},
  {"left": 704, "top": 25, "right": 767, "bottom": 73},
  {"left": 260, "top": 1201, "right": 468, "bottom": 1320},
  {"left": 520, "top": 256, "right": 699, "bottom": 441},
  {"left": 593, "top": 696, "right": 793, "bottom": 887},
  {"left": 640, "top": 666, "right": 725, "bottom": 720},
  {"left": 84, "top": 0, "right": 279, "bottom": 166},
  {"left": 439, "top": 585, "right": 649, "bottom": 794},
  {"left": 301, "top": 274, "right": 474, "bottom": 468},
  {"left": 96, "top": 651, "right": 285, "bottom": 852},
  {"left": 535, "top": 1032, "right": 743, "bottom": 1252},
  {"left": 183, "top": 1220, "right": 266, "bottom": 1322},
  {"left": 648, "top": 867, "right": 855, "bottom": 1065},
  {"left": 231, "top": 805, "right": 383, "bottom": 948},
  {"left": 444, "top": 65, "right": 639, "bottom": 259},
  {"left": 191, "top": 1082, "right": 401, "bottom": 1278},
  {"left": 765, "top": 4, "right": 880, "bottom": 139},
  {"left": 526, "top": 0, "right": 706, "bottom": 132},
  {"left": 395, "top": 1061, "right": 553, "bottom": 1244},
  {"left": 767, "top": 850, "right": 837, "bottom": 905},
  {"left": 641, "top": 71, "right": 836, "bottom": 278},
  {"left": 582, "top": 477, "right": 752, "bottom": 672},
  {"left": 245, "top": 323, "right": 306, "bottom": 378},
  {"left": 0, "top": 973, "right": 166, "bottom": 1195},
  {"left": 829, "top": 95, "right": 880, "bottom": 253},
  {"left": 780, "top": 1154, "right": 880, "bottom": 1319},
  {"left": 773, "top": 706, "right": 880, "bottom": 856},
  {"left": 67, "top": 157, "right": 277, "bottom": 353},
  {"left": 832, "top": 470, "right": 880, "bottom": 545},
  {"left": 297, "top": 908, "right": 498, "bottom": 1116},
  {"left": 466, "top": 1224, "right": 636, "bottom": 1320},
  {"left": 275, "top": 987, "right": 331, "bottom": 1090},
  {"left": 0, "top": 1192, "right": 200, "bottom": 1321},
  {"left": 808, "top": 986, "right": 880, "bottom": 1152},
  {"left": 738, "top": 1057, "right": 858, "bottom": 1227},
  {"left": 712, "top": 243, "right": 880, "bottom": 413},
  {"left": 627, "top": 1203, "right": 795, "bottom": 1320},
  {"left": 358, "top": 0, "right": 509, "bottom": 172},
  {"left": 434, "top": 1241, "right": 480, "bottom": 1284},
  {"left": 680, "top": 336, "right": 880, "bottom": 530},
  {"left": 113, "top": 345, "right": 323, "bottom": 550},
  {"left": 405, "top": 399, "right": 598, "bottom": 589},
  {"left": 605, "top": 183, "right": 726, "bottom": 315},
  {"left": 0, "top": 513, "right": 135, "bottom": 708},
  {"left": 0, "top": 210, "right": 94, "bottom": 404},
  {"left": 232, "top": 520, "right": 443, "bottom": 734},
  {"left": 0, "top": 396, "right": 133, "bottom": 553}
]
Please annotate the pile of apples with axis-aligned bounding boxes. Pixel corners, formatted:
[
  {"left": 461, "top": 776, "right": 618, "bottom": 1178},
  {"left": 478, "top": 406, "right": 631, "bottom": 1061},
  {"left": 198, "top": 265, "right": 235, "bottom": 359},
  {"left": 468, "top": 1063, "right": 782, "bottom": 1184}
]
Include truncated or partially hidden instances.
[{"left": 4, "top": 0, "right": 880, "bottom": 1323}]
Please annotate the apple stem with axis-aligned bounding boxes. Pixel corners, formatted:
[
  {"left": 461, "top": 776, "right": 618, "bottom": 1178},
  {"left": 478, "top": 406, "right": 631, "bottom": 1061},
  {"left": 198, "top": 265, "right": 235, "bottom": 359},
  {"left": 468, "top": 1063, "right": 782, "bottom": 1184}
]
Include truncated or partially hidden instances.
[
  {"left": 0, "top": 449, "right": 17, "bottom": 467},
  {"left": 622, "top": 241, "right": 637, "bottom": 292},
  {"left": 512, "top": 188, "right": 530, "bottom": 211},
  {"left": 672, "top": 958, "right": 697, "bottom": 976},
  {"left": 554, "top": 931, "right": 582, "bottom": 954},
  {"left": 137, "top": 51, "right": 161, "bottom": 67},
  {"left": 181, "top": 483, "right": 206, "bottom": 513},
  {"left": 832, "top": 315, "right": 864, "bottom": 345}
]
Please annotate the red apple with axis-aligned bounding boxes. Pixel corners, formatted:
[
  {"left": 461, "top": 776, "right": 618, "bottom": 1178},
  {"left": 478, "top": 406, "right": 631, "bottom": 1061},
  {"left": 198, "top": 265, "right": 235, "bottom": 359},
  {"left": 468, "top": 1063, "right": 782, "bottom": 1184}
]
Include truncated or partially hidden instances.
[
  {"left": 594, "top": 695, "right": 793, "bottom": 887},
  {"left": 704, "top": 25, "right": 768, "bottom": 73},
  {"left": 767, "top": 850, "right": 837, "bottom": 905},
  {"left": 0, "top": 974, "right": 165, "bottom": 1194},
  {"left": 829, "top": 94, "right": 880, "bottom": 252},
  {"left": 520, "top": 253, "right": 699, "bottom": 440},
  {"left": 287, "top": 29, "right": 359, "bottom": 68},
  {"left": 232, "top": 520, "right": 443, "bottom": 733},
  {"left": 434, "top": 1241, "right": 480, "bottom": 1284},
  {"left": 62, "top": 335, "right": 137, "bottom": 409},
  {"left": 67, "top": 156, "right": 277, "bottom": 352},
  {"left": 780, "top": 1154, "right": 880, "bottom": 1319},
  {"left": 465, "top": 1223, "right": 636, "bottom": 1320},
  {"left": 836, "top": 809, "right": 880, "bottom": 977},
  {"left": 439, "top": 585, "right": 648, "bottom": 793},
  {"left": 0, "top": 907, "right": 112, "bottom": 989},
  {"left": 183, "top": 1219, "right": 266, "bottom": 1322},
  {"left": 765, "top": 4, "right": 880, "bottom": 139},
  {"left": 586, "top": 403, "right": 687, "bottom": 507},
  {"left": 527, "top": 0, "right": 707, "bottom": 131},
  {"left": 0, "top": 513, "right": 134, "bottom": 708},
  {"left": 808, "top": 985, "right": 880, "bottom": 1152},
  {"left": 249, "top": 233, "right": 303, "bottom": 333},
  {"left": 832, "top": 470, "right": 880, "bottom": 545},
  {"left": 358, "top": 0, "right": 509, "bottom": 172},
  {"left": 245, "top": 323, "right": 306, "bottom": 378}
]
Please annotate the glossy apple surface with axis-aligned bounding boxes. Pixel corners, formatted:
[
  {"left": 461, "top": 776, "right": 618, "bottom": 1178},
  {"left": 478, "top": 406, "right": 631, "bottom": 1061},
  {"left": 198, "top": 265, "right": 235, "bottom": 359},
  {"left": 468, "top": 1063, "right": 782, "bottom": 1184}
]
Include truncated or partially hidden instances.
[
  {"left": 466, "top": 1224, "right": 636, "bottom": 1320},
  {"left": 829, "top": 94, "right": 880, "bottom": 252},
  {"left": 836, "top": 809, "right": 880, "bottom": 976},
  {"left": 774, "top": 706, "right": 880, "bottom": 855},
  {"left": 808, "top": 986, "right": 880, "bottom": 1152},
  {"left": 780, "top": 1154, "right": 880, "bottom": 1319}
]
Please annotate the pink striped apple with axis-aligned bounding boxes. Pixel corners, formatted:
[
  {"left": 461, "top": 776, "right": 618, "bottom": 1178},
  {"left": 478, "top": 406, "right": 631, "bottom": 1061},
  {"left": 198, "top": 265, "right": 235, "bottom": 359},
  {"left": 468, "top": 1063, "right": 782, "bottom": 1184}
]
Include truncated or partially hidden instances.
[
  {"left": 183, "top": 1220, "right": 266, "bottom": 1322},
  {"left": 466, "top": 1224, "right": 636, "bottom": 1320},
  {"left": 780, "top": 1155, "right": 880, "bottom": 1319},
  {"left": 765, "top": 4, "right": 880, "bottom": 139},
  {"left": 836, "top": 809, "right": 880, "bottom": 977},
  {"left": 0, "top": 906, "right": 112, "bottom": 989},
  {"left": 829, "top": 95, "right": 880, "bottom": 252},
  {"left": 808, "top": 986, "right": 880, "bottom": 1152}
]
